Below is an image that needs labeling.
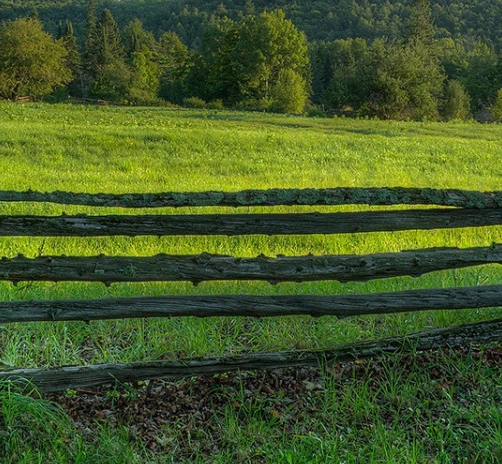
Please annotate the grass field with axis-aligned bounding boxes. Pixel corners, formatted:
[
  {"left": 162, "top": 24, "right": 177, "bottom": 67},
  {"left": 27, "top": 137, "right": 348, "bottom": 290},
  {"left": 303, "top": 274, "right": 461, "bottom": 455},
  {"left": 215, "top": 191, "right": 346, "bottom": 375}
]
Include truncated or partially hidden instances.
[{"left": 1, "top": 102, "right": 502, "bottom": 462}]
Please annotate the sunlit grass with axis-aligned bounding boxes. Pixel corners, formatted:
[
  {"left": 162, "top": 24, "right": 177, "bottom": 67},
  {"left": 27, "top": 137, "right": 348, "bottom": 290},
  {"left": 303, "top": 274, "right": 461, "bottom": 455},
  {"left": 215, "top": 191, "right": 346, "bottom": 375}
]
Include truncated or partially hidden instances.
[
  {"left": 1, "top": 102, "right": 502, "bottom": 461},
  {"left": 1, "top": 102, "right": 502, "bottom": 368}
]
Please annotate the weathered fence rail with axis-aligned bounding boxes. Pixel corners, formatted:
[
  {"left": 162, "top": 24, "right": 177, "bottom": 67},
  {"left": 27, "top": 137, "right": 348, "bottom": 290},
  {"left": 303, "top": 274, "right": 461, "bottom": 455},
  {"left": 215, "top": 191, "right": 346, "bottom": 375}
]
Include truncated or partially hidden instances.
[
  {"left": 5, "top": 318, "right": 502, "bottom": 392},
  {"left": 1, "top": 186, "right": 502, "bottom": 391},
  {"left": 2, "top": 209, "right": 502, "bottom": 236},
  {"left": 2, "top": 187, "right": 502, "bottom": 208},
  {"left": 1, "top": 244, "right": 502, "bottom": 284},
  {"left": 1, "top": 285, "right": 502, "bottom": 324}
]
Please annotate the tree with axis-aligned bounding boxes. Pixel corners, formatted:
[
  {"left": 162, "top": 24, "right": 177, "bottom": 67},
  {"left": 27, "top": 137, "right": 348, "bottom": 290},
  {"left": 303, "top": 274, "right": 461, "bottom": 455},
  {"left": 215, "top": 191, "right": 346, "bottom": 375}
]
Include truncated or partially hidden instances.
[
  {"left": 190, "top": 18, "right": 240, "bottom": 104},
  {"left": 90, "top": 9, "right": 130, "bottom": 101},
  {"left": 0, "top": 17, "right": 71, "bottom": 99},
  {"left": 322, "top": 38, "right": 371, "bottom": 114},
  {"left": 60, "top": 20, "right": 83, "bottom": 97},
  {"left": 157, "top": 31, "right": 192, "bottom": 104},
  {"left": 122, "top": 18, "right": 157, "bottom": 58},
  {"left": 122, "top": 19, "right": 160, "bottom": 102},
  {"left": 232, "top": 10, "right": 310, "bottom": 111},
  {"left": 491, "top": 89, "right": 502, "bottom": 122},
  {"left": 370, "top": 0, "right": 444, "bottom": 120},
  {"left": 127, "top": 51, "right": 160, "bottom": 102},
  {"left": 438, "top": 38, "right": 498, "bottom": 115},
  {"left": 405, "top": 0, "right": 435, "bottom": 45},
  {"left": 190, "top": 10, "right": 310, "bottom": 112},
  {"left": 364, "top": 38, "right": 444, "bottom": 120},
  {"left": 269, "top": 68, "right": 308, "bottom": 113},
  {"left": 309, "top": 41, "right": 334, "bottom": 108},
  {"left": 82, "top": 0, "right": 99, "bottom": 96},
  {"left": 442, "top": 79, "right": 471, "bottom": 120},
  {"left": 243, "top": 0, "right": 255, "bottom": 16},
  {"left": 463, "top": 43, "right": 499, "bottom": 112}
]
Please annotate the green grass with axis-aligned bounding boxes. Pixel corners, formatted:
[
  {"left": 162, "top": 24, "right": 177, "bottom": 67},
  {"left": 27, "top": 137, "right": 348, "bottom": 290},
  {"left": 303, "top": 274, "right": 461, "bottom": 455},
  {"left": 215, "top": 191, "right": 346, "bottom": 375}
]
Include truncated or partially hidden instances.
[{"left": 1, "top": 101, "right": 502, "bottom": 462}]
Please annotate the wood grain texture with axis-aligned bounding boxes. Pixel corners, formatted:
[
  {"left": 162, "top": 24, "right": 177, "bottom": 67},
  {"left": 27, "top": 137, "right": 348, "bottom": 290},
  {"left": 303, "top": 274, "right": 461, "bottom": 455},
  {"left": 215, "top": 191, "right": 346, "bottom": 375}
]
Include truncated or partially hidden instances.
[
  {"left": 1, "top": 244, "right": 502, "bottom": 284},
  {"left": 1, "top": 284, "right": 501, "bottom": 323},
  {"left": 1, "top": 209, "right": 502, "bottom": 237}
]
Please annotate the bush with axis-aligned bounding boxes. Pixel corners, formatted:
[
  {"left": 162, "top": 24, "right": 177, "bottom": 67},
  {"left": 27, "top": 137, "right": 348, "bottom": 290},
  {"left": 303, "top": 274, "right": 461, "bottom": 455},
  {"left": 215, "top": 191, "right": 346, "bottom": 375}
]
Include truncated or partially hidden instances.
[
  {"left": 206, "top": 99, "right": 225, "bottom": 109},
  {"left": 0, "top": 380, "right": 77, "bottom": 459},
  {"left": 183, "top": 96, "right": 206, "bottom": 108},
  {"left": 306, "top": 105, "right": 328, "bottom": 118},
  {"left": 269, "top": 69, "right": 308, "bottom": 114},
  {"left": 235, "top": 98, "right": 271, "bottom": 112}
]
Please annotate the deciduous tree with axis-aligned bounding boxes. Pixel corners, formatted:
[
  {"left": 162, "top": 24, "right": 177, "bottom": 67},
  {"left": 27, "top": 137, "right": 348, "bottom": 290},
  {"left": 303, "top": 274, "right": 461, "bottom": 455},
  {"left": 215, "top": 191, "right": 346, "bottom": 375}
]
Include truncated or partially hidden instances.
[
  {"left": 233, "top": 10, "right": 310, "bottom": 110},
  {"left": 269, "top": 68, "right": 308, "bottom": 113},
  {"left": 0, "top": 17, "right": 71, "bottom": 99}
]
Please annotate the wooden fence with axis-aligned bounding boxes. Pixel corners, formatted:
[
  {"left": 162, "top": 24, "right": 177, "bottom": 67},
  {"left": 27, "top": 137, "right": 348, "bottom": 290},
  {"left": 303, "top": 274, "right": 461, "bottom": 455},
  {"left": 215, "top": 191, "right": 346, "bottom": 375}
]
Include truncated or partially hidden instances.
[{"left": 1, "top": 187, "right": 502, "bottom": 392}]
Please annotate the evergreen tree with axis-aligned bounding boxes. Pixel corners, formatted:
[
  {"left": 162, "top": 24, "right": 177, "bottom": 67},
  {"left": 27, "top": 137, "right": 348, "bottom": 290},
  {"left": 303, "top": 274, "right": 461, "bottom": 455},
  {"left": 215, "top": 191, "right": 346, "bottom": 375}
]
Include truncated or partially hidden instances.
[
  {"left": 83, "top": 0, "right": 99, "bottom": 95},
  {"left": 309, "top": 42, "right": 334, "bottom": 108},
  {"left": 90, "top": 9, "right": 130, "bottom": 101},
  {"left": 157, "top": 31, "right": 192, "bottom": 104},
  {"left": 60, "top": 20, "right": 83, "bottom": 97},
  {"left": 122, "top": 19, "right": 160, "bottom": 102},
  {"left": 243, "top": 0, "right": 255, "bottom": 17},
  {"left": 405, "top": 0, "right": 435, "bottom": 45},
  {"left": 27, "top": 7, "right": 39, "bottom": 21},
  {"left": 491, "top": 89, "right": 502, "bottom": 122},
  {"left": 122, "top": 18, "right": 157, "bottom": 58}
]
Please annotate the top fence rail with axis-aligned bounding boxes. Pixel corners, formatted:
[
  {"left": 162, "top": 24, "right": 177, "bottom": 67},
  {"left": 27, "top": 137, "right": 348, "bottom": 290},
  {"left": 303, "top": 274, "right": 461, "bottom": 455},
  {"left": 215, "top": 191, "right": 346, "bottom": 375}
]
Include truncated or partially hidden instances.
[{"left": 2, "top": 187, "right": 502, "bottom": 209}]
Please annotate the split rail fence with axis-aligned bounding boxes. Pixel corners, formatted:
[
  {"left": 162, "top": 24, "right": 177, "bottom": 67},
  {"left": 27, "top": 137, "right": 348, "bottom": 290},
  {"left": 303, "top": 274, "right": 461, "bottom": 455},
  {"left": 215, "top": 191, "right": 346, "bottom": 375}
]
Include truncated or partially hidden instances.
[{"left": 2, "top": 187, "right": 502, "bottom": 391}]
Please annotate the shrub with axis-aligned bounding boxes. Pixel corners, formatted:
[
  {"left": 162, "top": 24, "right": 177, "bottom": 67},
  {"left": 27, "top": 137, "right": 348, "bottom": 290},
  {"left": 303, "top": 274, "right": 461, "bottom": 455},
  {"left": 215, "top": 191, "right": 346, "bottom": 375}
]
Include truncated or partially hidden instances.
[
  {"left": 183, "top": 96, "right": 206, "bottom": 108},
  {"left": 206, "top": 99, "right": 225, "bottom": 109}
]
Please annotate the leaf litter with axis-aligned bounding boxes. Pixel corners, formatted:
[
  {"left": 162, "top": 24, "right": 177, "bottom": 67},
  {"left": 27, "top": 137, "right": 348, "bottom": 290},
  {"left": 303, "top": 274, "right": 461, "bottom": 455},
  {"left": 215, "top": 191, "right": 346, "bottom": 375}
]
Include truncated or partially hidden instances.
[{"left": 46, "top": 344, "right": 502, "bottom": 458}]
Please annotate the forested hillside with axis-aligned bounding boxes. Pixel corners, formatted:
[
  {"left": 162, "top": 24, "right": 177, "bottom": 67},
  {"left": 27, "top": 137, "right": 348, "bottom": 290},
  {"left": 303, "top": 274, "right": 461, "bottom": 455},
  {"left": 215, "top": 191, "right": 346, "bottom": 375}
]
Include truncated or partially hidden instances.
[
  {"left": 1, "top": 0, "right": 502, "bottom": 120},
  {"left": 1, "top": 0, "right": 502, "bottom": 47}
]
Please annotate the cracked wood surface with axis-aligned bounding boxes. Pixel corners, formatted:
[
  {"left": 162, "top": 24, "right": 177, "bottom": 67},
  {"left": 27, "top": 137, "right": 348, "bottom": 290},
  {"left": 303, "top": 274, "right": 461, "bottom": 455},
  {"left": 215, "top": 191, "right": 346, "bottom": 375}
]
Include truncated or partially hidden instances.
[
  {"left": 0, "top": 284, "right": 501, "bottom": 323},
  {"left": 1, "top": 209, "right": 502, "bottom": 236},
  {"left": 2, "top": 187, "right": 502, "bottom": 208},
  {"left": 1, "top": 244, "right": 502, "bottom": 284}
]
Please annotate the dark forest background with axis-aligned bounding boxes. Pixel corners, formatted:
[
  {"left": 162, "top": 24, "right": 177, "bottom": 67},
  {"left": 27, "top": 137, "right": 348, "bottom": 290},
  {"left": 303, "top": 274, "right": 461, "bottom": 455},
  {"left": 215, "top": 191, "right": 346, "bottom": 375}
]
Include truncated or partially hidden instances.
[{"left": 1, "top": 0, "right": 502, "bottom": 120}]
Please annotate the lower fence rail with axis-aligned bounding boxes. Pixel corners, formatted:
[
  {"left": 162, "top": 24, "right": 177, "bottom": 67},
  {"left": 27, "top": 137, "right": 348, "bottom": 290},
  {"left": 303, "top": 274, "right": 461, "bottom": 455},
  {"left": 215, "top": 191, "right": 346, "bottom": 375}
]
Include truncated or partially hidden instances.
[{"left": 2, "top": 317, "right": 502, "bottom": 392}]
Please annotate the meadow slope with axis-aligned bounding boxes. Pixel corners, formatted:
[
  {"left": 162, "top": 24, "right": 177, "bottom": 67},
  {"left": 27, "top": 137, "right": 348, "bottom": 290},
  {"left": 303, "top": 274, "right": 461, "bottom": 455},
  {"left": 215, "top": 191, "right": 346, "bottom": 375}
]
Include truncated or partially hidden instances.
[{"left": 1, "top": 103, "right": 502, "bottom": 462}]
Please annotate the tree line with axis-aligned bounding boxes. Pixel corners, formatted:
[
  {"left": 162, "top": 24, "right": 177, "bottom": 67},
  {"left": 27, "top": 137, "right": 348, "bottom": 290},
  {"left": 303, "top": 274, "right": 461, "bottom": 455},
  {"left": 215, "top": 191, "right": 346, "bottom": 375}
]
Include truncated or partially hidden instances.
[
  {"left": 1, "top": 0, "right": 502, "bottom": 121},
  {"left": 2, "top": 0, "right": 502, "bottom": 50}
]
